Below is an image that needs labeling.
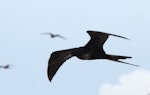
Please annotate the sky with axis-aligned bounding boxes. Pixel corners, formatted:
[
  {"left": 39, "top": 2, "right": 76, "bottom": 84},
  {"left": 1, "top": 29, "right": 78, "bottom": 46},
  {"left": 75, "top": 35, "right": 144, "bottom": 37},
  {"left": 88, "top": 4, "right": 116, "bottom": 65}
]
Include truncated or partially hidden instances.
[{"left": 0, "top": 0, "right": 150, "bottom": 95}]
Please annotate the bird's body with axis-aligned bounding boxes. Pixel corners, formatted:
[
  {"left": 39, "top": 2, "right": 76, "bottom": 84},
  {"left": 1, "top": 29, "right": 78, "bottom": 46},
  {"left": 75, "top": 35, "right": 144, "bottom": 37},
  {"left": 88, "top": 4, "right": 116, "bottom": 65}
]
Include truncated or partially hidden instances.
[{"left": 47, "top": 30, "right": 138, "bottom": 82}]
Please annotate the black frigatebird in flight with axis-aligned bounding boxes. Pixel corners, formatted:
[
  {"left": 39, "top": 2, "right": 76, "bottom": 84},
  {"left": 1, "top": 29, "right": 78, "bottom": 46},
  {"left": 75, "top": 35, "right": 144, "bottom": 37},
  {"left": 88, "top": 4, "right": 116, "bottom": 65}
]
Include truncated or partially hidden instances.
[
  {"left": 41, "top": 32, "right": 66, "bottom": 39},
  {"left": 0, "top": 64, "right": 12, "bottom": 69},
  {"left": 47, "top": 30, "right": 139, "bottom": 82}
]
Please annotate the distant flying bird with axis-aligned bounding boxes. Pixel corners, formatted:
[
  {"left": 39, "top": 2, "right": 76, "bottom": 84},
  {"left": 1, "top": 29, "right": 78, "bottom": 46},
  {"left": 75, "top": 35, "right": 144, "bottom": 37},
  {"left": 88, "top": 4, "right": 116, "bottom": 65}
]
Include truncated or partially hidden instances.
[
  {"left": 41, "top": 32, "right": 66, "bottom": 39},
  {"left": 0, "top": 64, "right": 12, "bottom": 69},
  {"left": 47, "top": 30, "right": 139, "bottom": 82}
]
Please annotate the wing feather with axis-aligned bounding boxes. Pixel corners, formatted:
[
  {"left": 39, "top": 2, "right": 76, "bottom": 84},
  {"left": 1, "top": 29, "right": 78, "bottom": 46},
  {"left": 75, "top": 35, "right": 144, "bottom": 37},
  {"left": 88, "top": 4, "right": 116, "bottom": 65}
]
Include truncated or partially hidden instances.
[
  {"left": 86, "top": 30, "right": 130, "bottom": 48},
  {"left": 55, "top": 34, "right": 66, "bottom": 39},
  {"left": 47, "top": 49, "right": 74, "bottom": 82}
]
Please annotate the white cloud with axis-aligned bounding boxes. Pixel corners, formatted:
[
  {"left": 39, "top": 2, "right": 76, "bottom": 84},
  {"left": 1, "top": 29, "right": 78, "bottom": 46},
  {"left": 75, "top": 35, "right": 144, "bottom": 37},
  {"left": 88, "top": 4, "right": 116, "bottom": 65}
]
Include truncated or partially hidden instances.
[{"left": 99, "top": 70, "right": 150, "bottom": 95}]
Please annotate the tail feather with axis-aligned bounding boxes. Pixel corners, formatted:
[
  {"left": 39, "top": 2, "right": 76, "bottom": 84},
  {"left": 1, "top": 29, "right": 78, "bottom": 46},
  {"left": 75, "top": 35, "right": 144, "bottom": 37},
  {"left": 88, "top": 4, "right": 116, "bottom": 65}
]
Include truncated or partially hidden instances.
[
  {"left": 109, "top": 55, "right": 132, "bottom": 59},
  {"left": 107, "top": 54, "right": 139, "bottom": 67}
]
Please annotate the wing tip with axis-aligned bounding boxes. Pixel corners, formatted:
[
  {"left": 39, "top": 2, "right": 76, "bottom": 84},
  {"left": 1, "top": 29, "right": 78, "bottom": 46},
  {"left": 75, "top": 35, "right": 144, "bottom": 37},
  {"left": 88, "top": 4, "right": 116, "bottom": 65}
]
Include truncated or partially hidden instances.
[
  {"left": 87, "top": 30, "right": 131, "bottom": 40},
  {"left": 110, "top": 34, "right": 131, "bottom": 40},
  {"left": 47, "top": 72, "right": 53, "bottom": 82},
  {"left": 48, "top": 78, "right": 53, "bottom": 82}
]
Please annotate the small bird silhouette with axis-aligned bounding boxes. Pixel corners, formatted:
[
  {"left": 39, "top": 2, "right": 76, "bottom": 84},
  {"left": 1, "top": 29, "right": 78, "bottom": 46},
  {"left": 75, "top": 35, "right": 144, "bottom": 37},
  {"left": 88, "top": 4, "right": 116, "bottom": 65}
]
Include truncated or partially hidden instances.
[
  {"left": 47, "top": 30, "right": 139, "bottom": 82},
  {"left": 0, "top": 64, "right": 12, "bottom": 69},
  {"left": 41, "top": 33, "right": 66, "bottom": 39}
]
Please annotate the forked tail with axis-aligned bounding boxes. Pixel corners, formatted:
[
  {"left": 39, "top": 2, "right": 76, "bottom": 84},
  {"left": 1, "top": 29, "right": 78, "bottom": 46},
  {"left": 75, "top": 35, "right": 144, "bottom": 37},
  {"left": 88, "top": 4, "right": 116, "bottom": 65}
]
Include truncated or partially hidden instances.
[{"left": 107, "top": 54, "right": 139, "bottom": 67}]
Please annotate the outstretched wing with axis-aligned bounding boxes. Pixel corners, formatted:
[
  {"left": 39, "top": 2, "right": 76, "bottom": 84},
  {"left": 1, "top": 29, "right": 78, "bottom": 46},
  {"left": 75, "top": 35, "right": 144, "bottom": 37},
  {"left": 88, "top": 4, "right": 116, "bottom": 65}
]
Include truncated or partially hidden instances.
[
  {"left": 86, "top": 30, "right": 130, "bottom": 48},
  {"left": 55, "top": 34, "right": 66, "bottom": 39},
  {"left": 41, "top": 32, "right": 54, "bottom": 37},
  {"left": 47, "top": 49, "right": 75, "bottom": 82},
  {"left": 0, "top": 66, "right": 3, "bottom": 68},
  {"left": 41, "top": 32, "right": 52, "bottom": 35}
]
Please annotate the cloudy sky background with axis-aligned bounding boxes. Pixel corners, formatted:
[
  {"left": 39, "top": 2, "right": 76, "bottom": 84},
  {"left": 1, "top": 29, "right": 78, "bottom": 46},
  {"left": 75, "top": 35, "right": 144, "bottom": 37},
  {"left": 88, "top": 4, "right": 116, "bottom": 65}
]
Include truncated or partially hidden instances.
[
  {"left": 0, "top": 0, "right": 150, "bottom": 95},
  {"left": 99, "top": 70, "right": 150, "bottom": 95}
]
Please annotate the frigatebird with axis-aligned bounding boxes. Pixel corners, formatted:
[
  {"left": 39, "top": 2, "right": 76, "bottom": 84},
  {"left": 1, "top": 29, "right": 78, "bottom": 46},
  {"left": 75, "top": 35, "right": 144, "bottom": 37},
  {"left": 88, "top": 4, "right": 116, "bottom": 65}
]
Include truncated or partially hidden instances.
[
  {"left": 41, "top": 32, "right": 66, "bottom": 39},
  {"left": 0, "top": 64, "right": 12, "bottom": 69},
  {"left": 47, "top": 30, "right": 139, "bottom": 82}
]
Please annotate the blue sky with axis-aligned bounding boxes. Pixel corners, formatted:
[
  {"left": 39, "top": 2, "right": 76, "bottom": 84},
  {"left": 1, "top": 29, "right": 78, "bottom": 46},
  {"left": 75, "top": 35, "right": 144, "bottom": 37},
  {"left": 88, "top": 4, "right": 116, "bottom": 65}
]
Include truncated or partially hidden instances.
[{"left": 0, "top": 0, "right": 150, "bottom": 95}]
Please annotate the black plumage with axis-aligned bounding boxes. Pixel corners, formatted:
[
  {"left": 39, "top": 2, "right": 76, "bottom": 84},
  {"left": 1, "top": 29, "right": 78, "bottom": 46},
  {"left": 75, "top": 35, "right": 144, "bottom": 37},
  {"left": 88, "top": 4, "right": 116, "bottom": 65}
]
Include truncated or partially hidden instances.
[{"left": 47, "top": 30, "right": 139, "bottom": 82}]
